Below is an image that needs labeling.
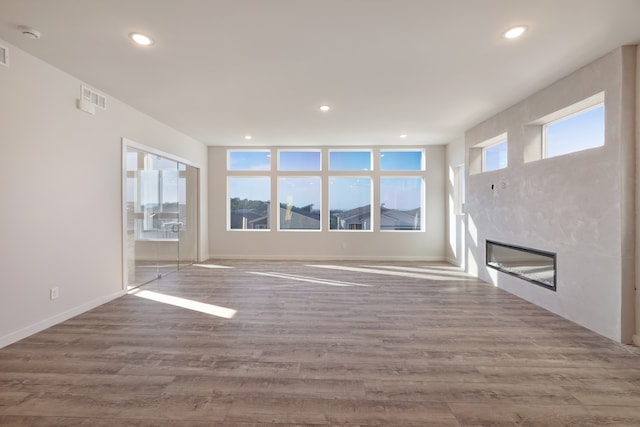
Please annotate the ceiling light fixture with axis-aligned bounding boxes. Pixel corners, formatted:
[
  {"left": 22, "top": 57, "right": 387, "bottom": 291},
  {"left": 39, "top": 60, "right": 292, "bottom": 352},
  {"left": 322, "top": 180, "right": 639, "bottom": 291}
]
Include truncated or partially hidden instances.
[
  {"left": 502, "top": 25, "right": 527, "bottom": 39},
  {"left": 244, "top": 135, "right": 253, "bottom": 140},
  {"left": 319, "top": 105, "right": 331, "bottom": 112},
  {"left": 129, "top": 32, "right": 154, "bottom": 46},
  {"left": 400, "top": 134, "right": 408, "bottom": 139}
]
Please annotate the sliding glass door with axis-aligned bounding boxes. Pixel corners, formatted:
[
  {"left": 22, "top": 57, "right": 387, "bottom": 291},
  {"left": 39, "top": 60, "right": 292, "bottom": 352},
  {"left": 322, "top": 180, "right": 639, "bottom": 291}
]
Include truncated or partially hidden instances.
[{"left": 125, "top": 145, "right": 198, "bottom": 288}]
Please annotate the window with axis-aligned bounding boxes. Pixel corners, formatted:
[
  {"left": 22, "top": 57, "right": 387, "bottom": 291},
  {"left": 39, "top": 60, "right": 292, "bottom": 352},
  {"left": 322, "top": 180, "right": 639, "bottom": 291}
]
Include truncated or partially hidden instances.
[
  {"left": 278, "top": 177, "right": 321, "bottom": 230},
  {"left": 380, "top": 150, "right": 424, "bottom": 171},
  {"left": 228, "top": 177, "right": 271, "bottom": 230},
  {"left": 278, "top": 150, "right": 321, "bottom": 171},
  {"left": 454, "top": 165, "right": 465, "bottom": 215},
  {"left": 483, "top": 138, "right": 508, "bottom": 172},
  {"left": 544, "top": 104, "right": 604, "bottom": 158},
  {"left": 329, "top": 177, "right": 372, "bottom": 230},
  {"left": 380, "top": 177, "right": 423, "bottom": 231},
  {"left": 224, "top": 147, "right": 426, "bottom": 233},
  {"left": 228, "top": 150, "right": 271, "bottom": 171},
  {"left": 329, "top": 150, "right": 372, "bottom": 171}
]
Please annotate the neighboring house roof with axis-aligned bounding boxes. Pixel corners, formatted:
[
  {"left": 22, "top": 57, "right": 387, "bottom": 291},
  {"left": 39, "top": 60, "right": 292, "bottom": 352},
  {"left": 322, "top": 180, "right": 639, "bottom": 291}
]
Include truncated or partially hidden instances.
[
  {"left": 279, "top": 205, "right": 320, "bottom": 229},
  {"left": 332, "top": 205, "right": 420, "bottom": 229},
  {"left": 381, "top": 207, "right": 420, "bottom": 229},
  {"left": 230, "top": 208, "right": 269, "bottom": 229}
]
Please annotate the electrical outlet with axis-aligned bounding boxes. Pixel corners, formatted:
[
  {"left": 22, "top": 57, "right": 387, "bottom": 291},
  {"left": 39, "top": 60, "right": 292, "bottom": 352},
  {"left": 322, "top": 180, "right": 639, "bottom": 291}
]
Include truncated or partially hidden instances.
[{"left": 50, "top": 287, "right": 59, "bottom": 300}]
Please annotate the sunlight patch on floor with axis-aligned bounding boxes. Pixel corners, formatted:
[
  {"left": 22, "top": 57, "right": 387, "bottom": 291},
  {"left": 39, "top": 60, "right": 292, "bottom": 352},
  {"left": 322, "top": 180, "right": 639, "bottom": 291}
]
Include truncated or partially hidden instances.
[
  {"left": 308, "top": 264, "right": 472, "bottom": 281},
  {"left": 362, "top": 265, "right": 474, "bottom": 280},
  {"left": 193, "top": 264, "right": 235, "bottom": 269},
  {"left": 128, "top": 288, "right": 237, "bottom": 318},
  {"left": 250, "top": 271, "right": 371, "bottom": 287}
]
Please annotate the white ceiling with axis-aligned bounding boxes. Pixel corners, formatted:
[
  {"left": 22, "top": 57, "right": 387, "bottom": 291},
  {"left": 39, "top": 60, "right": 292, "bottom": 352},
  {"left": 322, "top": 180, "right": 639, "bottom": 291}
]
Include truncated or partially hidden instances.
[{"left": 1, "top": 0, "right": 639, "bottom": 147}]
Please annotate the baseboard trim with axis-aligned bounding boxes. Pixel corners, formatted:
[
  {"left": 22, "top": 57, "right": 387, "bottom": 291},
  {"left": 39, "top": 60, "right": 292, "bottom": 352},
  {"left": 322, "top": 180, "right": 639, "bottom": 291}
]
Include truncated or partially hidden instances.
[
  {"left": 207, "top": 254, "right": 448, "bottom": 262},
  {"left": 0, "top": 289, "right": 127, "bottom": 349}
]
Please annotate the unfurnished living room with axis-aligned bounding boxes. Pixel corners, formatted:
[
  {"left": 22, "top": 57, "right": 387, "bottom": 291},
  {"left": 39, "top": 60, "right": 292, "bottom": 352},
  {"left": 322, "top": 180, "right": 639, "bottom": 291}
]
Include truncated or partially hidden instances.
[{"left": 1, "top": 1, "right": 640, "bottom": 426}]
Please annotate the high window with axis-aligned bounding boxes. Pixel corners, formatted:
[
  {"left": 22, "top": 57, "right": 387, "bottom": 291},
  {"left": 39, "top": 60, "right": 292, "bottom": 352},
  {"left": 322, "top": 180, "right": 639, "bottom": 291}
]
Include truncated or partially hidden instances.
[
  {"left": 543, "top": 104, "right": 604, "bottom": 159},
  {"left": 228, "top": 149, "right": 271, "bottom": 171},
  {"left": 380, "top": 150, "right": 424, "bottom": 171},
  {"left": 483, "top": 138, "right": 508, "bottom": 172},
  {"left": 278, "top": 149, "right": 321, "bottom": 171},
  {"left": 329, "top": 150, "right": 372, "bottom": 171}
]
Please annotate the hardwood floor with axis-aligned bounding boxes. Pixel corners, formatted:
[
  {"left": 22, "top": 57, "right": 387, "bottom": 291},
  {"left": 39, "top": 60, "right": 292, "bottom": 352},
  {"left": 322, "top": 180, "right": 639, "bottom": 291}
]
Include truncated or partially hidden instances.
[{"left": 1, "top": 260, "right": 640, "bottom": 426}]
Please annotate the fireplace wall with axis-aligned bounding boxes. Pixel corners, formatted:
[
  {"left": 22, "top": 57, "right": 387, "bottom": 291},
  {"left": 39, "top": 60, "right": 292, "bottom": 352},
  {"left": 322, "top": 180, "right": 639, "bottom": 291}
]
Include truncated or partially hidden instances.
[{"left": 464, "top": 46, "right": 636, "bottom": 343}]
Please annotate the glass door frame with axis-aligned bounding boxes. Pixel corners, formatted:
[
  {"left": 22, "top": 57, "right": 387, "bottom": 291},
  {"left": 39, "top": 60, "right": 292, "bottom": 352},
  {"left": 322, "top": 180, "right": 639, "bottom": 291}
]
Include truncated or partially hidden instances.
[{"left": 121, "top": 138, "right": 201, "bottom": 290}]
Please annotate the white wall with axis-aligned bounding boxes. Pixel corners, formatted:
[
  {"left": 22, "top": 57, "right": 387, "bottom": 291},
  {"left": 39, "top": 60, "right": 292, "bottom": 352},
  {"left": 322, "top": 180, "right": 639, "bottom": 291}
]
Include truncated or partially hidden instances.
[
  {"left": 445, "top": 137, "right": 466, "bottom": 267},
  {"left": 465, "top": 46, "right": 636, "bottom": 343},
  {"left": 208, "top": 146, "right": 446, "bottom": 260},
  {"left": 0, "top": 39, "right": 208, "bottom": 348}
]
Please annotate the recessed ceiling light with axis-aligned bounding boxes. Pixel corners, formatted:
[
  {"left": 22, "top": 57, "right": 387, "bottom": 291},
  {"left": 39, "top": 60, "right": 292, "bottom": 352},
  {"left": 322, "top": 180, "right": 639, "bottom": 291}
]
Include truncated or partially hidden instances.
[
  {"left": 244, "top": 135, "right": 253, "bottom": 140},
  {"left": 400, "top": 134, "right": 408, "bottom": 139},
  {"left": 502, "top": 25, "right": 527, "bottom": 39},
  {"left": 319, "top": 105, "right": 331, "bottom": 112},
  {"left": 129, "top": 32, "right": 154, "bottom": 46}
]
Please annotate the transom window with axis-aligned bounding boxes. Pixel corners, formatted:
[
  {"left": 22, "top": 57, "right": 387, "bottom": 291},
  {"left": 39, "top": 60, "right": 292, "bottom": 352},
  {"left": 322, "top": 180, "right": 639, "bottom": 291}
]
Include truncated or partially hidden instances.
[
  {"left": 380, "top": 150, "right": 424, "bottom": 171},
  {"left": 228, "top": 150, "right": 271, "bottom": 171},
  {"left": 544, "top": 104, "right": 604, "bottom": 159},
  {"left": 278, "top": 150, "right": 321, "bottom": 171},
  {"left": 328, "top": 150, "right": 372, "bottom": 171},
  {"left": 482, "top": 136, "right": 508, "bottom": 172}
]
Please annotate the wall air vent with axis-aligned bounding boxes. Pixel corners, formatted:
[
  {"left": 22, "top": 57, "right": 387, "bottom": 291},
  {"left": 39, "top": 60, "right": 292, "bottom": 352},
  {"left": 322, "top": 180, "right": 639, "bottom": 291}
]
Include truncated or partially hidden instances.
[
  {"left": 0, "top": 44, "right": 8, "bottom": 67},
  {"left": 81, "top": 85, "right": 107, "bottom": 109}
]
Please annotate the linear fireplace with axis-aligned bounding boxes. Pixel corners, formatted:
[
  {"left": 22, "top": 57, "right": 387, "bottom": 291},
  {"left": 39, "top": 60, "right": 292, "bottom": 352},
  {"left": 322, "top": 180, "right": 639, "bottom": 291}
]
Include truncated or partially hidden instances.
[{"left": 486, "top": 240, "right": 556, "bottom": 291}]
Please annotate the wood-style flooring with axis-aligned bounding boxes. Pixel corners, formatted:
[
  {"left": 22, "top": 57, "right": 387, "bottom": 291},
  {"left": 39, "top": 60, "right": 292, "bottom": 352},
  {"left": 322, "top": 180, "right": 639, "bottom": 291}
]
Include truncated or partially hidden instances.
[{"left": 1, "top": 260, "right": 640, "bottom": 426}]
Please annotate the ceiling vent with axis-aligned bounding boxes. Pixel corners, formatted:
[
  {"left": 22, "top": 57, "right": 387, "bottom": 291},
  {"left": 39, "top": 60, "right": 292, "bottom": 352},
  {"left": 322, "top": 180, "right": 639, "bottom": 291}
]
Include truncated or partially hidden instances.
[
  {"left": 81, "top": 85, "right": 107, "bottom": 110},
  {"left": 0, "top": 44, "right": 8, "bottom": 67}
]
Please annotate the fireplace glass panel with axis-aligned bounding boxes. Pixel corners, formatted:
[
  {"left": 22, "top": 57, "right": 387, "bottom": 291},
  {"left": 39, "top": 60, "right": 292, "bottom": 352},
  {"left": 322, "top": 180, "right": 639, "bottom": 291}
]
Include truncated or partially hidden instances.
[{"left": 486, "top": 240, "right": 556, "bottom": 291}]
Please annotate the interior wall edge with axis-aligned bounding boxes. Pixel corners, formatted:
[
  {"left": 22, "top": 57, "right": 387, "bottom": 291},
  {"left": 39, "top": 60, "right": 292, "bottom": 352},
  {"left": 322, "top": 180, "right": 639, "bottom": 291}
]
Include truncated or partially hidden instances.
[{"left": 634, "top": 43, "right": 640, "bottom": 346}]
